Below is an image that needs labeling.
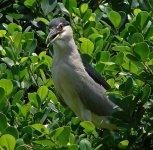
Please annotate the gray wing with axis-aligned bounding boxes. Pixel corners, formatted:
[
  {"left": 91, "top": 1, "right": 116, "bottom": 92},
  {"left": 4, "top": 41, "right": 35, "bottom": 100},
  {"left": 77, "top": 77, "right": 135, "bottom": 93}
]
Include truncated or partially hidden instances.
[
  {"left": 77, "top": 77, "right": 115, "bottom": 116},
  {"left": 81, "top": 57, "right": 110, "bottom": 90},
  {"left": 78, "top": 57, "right": 115, "bottom": 116}
]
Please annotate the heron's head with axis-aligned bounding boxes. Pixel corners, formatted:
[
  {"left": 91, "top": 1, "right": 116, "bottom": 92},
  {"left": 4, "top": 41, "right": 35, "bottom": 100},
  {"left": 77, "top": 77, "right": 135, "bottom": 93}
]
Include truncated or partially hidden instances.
[{"left": 46, "top": 18, "right": 72, "bottom": 47}]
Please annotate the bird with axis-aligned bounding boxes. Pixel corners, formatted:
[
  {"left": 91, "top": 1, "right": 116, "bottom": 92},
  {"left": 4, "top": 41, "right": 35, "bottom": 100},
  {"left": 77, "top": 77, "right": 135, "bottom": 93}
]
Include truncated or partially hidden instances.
[{"left": 46, "top": 18, "right": 119, "bottom": 129}]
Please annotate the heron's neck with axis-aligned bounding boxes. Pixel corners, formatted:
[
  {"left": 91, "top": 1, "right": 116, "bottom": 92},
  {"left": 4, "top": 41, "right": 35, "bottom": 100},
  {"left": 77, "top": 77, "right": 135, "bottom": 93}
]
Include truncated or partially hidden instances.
[{"left": 53, "top": 38, "right": 79, "bottom": 64}]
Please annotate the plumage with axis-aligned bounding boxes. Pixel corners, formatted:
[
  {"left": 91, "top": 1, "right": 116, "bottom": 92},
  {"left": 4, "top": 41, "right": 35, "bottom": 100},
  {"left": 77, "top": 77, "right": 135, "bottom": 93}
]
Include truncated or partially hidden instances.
[{"left": 46, "top": 18, "right": 119, "bottom": 128}]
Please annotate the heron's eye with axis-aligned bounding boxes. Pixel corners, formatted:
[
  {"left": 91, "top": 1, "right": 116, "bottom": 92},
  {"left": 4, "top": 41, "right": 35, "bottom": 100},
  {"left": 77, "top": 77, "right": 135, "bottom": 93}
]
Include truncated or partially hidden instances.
[{"left": 57, "top": 23, "right": 64, "bottom": 30}]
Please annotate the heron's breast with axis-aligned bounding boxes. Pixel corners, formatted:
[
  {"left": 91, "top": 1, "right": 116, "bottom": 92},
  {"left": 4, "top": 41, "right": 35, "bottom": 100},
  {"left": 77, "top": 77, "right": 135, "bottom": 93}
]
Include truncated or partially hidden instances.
[{"left": 52, "top": 62, "right": 84, "bottom": 116}]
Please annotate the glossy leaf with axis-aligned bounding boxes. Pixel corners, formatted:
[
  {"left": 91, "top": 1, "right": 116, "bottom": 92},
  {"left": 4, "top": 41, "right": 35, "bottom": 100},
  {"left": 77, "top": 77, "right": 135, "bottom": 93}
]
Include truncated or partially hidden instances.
[
  {"left": 7, "top": 23, "right": 22, "bottom": 34},
  {"left": 37, "top": 86, "right": 48, "bottom": 102},
  {"left": 63, "top": 0, "right": 77, "bottom": 13},
  {"left": 133, "top": 42, "right": 150, "bottom": 61},
  {"left": 31, "top": 124, "right": 49, "bottom": 134},
  {"left": 118, "top": 140, "right": 129, "bottom": 149},
  {"left": 58, "top": 2, "right": 71, "bottom": 17},
  {"left": 12, "top": 90, "right": 24, "bottom": 105},
  {"left": 79, "top": 38, "right": 94, "bottom": 55},
  {"left": 79, "top": 139, "right": 92, "bottom": 150},
  {"left": 28, "top": 92, "right": 40, "bottom": 108},
  {"left": 109, "top": 11, "right": 121, "bottom": 28},
  {"left": 80, "top": 3, "right": 88, "bottom": 14},
  {"left": 51, "top": 126, "right": 71, "bottom": 146},
  {"left": 41, "top": 0, "right": 57, "bottom": 16},
  {"left": 0, "top": 134, "right": 16, "bottom": 150},
  {"left": 131, "top": 33, "right": 144, "bottom": 43},
  {"left": 24, "top": 0, "right": 36, "bottom": 7},
  {"left": 0, "top": 79, "right": 13, "bottom": 95},
  {"left": 0, "top": 30, "right": 6, "bottom": 37},
  {"left": 136, "top": 11, "right": 149, "bottom": 29}
]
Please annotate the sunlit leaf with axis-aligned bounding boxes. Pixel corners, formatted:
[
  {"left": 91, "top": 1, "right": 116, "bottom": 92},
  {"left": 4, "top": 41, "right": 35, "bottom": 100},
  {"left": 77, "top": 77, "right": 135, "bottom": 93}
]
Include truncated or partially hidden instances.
[
  {"left": 118, "top": 140, "right": 129, "bottom": 149},
  {"left": 109, "top": 11, "right": 121, "bottom": 28},
  {"left": 0, "top": 134, "right": 16, "bottom": 150},
  {"left": 37, "top": 86, "right": 48, "bottom": 102},
  {"left": 0, "top": 30, "right": 6, "bottom": 37},
  {"left": 79, "top": 38, "right": 94, "bottom": 55},
  {"left": 0, "top": 79, "right": 13, "bottom": 95},
  {"left": 80, "top": 3, "right": 88, "bottom": 14}
]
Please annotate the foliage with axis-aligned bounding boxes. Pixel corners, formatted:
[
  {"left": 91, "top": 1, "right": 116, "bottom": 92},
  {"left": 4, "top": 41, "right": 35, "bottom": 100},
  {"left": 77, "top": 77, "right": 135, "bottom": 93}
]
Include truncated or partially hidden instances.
[{"left": 0, "top": 0, "right": 153, "bottom": 149}]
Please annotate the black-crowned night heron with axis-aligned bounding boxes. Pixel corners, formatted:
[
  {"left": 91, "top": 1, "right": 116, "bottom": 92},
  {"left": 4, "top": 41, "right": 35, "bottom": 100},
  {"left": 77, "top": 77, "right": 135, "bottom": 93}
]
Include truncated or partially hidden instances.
[{"left": 46, "top": 18, "right": 119, "bottom": 129}]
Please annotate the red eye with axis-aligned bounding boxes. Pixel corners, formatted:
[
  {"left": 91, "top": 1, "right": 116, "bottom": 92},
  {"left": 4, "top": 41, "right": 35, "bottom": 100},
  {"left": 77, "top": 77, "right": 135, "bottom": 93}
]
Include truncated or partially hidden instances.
[{"left": 58, "top": 23, "right": 64, "bottom": 30}]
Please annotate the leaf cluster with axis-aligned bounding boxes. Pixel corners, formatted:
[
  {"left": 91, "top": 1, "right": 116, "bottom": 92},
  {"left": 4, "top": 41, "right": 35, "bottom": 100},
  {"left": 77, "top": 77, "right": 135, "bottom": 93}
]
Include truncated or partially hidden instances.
[{"left": 0, "top": 0, "right": 153, "bottom": 149}]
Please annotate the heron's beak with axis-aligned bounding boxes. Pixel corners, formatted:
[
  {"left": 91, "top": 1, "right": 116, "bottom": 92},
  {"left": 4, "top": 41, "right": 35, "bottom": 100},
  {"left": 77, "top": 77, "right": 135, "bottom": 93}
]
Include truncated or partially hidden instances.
[{"left": 46, "top": 27, "right": 63, "bottom": 47}]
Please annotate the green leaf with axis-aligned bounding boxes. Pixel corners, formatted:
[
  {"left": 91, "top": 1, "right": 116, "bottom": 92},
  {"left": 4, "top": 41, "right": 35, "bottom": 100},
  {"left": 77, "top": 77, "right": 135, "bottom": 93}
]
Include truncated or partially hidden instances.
[
  {"left": 0, "top": 112, "right": 7, "bottom": 133},
  {"left": 48, "top": 90, "right": 58, "bottom": 104},
  {"left": 131, "top": 33, "right": 144, "bottom": 44},
  {"left": 31, "top": 124, "right": 49, "bottom": 134},
  {"left": 80, "top": 121, "right": 95, "bottom": 132},
  {"left": 17, "top": 103, "right": 31, "bottom": 117},
  {"left": 71, "top": 117, "right": 80, "bottom": 125},
  {"left": 28, "top": 92, "right": 40, "bottom": 108},
  {"left": 133, "top": 42, "right": 150, "bottom": 61},
  {"left": 79, "top": 139, "right": 92, "bottom": 150},
  {"left": 14, "top": 32, "right": 22, "bottom": 51},
  {"left": 118, "top": 140, "right": 129, "bottom": 149},
  {"left": 37, "top": 86, "right": 48, "bottom": 102},
  {"left": 12, "top": 90, "right": 24, "bottom": 105},
  {"left": 40, "top": 69, "right": 47, "bottom": 84},
  {"left": 136, "top": 11, "right": 149, "bottom": 29},
  {"left": 115, "top": 52, "right": 124, "bottom": 65},
  {"left": 41, "top": 0, "right": 57, "bottom": 16},
  {"left": 100, "top": 51, "right": 110, "bottom": 62},
  {"left": 0, "top": 96, "right": 9, "bottom": 112},
  {"left": 142, "top": 85, "right": 151, "bottom": 103},
  {"left": 37, "top": 17, "right": 49, "bottom": 25},
  {"left": 5, "top": 47, "right": 16, "bottom": 61},
  {"left": 79, "top": 38, "right": 94, "bottom": 55},
  {"left": 16, "top": 145, "right": 29, "bottom": 150},
  {"left": 80, "top": 121, "right": 98, "bottom": 138},
  {"left": 23, "top": 32, "right": 34, "bottom": 40},
  {"left": 82, "top": 9, "right": 92, "bottom": 23},
  {"left": 0, "top": 79, "right": 13, "bottom": 95},
  {"left": 58, "top": 2, "right": 71, "bottom": 17},
  {"left": 112, "top": 46, "right": 131, "bottom": 52},
  {"left": 1, "top": 57, "right": 15, "bottom": 67},
  {"left": 109, "top": 11, "right": 121, "bottom": 28},
  {"left": 134, "top": 9, "right": 142, "bottom": 16},
  {"left": 0, "top": 30, "right": 6, "bottom": 37},
  {"left": 145, "top": 25, "right": 153, "bottom": 40},
  {"left": 80, "top": 3, "right": 88, "bottom": 14},
  {"left": 51, "top": 126, "right": 71, "bottom": 146},
  {"left": 4, "top": 126, "right": 19, "bottom": 139},
  {"left": 33, "top": 139, "right": 54, "bottom": 146},
  {"left": 24, "top": 0, "right": 36, "bottom": 7},
  {"left": 0, "top": 134, "right": 16, "bottom": 150},
  {"left": 15, "top": 139, "right": 25, "bottom": 148},
  {"left": 72, "top": 8, "right": 81, "bottom": 17},
  {"left": 148, "top": 0, "right": 153, "bottom": 9},
  {"left": 7, "top": 23, "right": 22, "bottom": 34},
  {"left": 24, "top": 39, "right": 37, "bottom": 54},
  {"left": 0, "top": 87, "right": 5, "bottom": 100},
  {"left": 63, "top": 0, "right": 77, "bottom": 13}
]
